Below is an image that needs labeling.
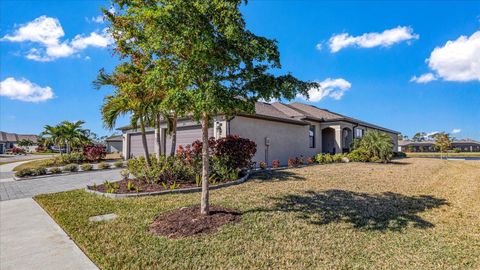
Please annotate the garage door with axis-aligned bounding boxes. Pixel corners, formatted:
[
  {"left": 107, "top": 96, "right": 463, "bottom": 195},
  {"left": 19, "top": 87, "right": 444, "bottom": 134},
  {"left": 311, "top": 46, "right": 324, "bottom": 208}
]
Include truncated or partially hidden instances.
[
  {"left": 165, "top": 126, "right": 213, "bottom": 155},
  {"left": 128, "top": 131, "right": 155, "bottom": 158}
]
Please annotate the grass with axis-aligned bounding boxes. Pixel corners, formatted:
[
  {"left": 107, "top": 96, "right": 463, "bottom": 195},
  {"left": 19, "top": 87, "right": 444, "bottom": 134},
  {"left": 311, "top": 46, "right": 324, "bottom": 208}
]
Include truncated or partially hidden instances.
[
  {"left": 406, "top": 152, "right": 480, "bottom": 157},
  {"left": 35, "top": 158, "right": 480, "bottom": 269},
  {"left": 13, "top": 159, "right": 51, "bottom": 171}
]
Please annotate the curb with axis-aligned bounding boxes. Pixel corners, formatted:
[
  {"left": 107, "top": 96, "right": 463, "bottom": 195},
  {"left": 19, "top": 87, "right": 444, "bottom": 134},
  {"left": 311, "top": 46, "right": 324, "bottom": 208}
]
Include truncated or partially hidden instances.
[
  {"left": 85, "top": 172, "right": 250, "bottom": 199},
  {"left": 14, "top": 168, "right": 123, "bottom": 181}
]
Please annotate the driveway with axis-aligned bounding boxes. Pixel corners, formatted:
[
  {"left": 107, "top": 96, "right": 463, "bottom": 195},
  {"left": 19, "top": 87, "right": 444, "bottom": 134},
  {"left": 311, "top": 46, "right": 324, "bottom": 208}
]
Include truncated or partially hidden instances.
[
  {"left": 1, "top": 198, "right": 98, "bottom": 270},
  {"left": 0, "top": 169, "right": 122, "bottom": 201},
  {"left": 0, "top": 154, "right": 55, "bottom": 163}
]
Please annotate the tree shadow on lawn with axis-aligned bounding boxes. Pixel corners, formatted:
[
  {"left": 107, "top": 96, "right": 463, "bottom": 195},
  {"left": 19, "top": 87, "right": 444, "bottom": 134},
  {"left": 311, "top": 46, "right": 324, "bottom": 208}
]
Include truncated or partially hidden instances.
[
  {"left": 251, "top": 169, "right": 306, "bottom": 182},
  {"left": 250, "top": 189, "right": 449, "bottom": 231}
]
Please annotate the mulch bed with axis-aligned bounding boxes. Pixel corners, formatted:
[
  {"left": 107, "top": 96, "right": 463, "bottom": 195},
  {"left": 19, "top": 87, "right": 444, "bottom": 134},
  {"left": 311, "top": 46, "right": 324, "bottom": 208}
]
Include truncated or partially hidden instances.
[
  {"left": 149, "top": 205, "right": 242, "bottom": 238},
  {"left": 88, "top": 178, "right": 198, "bottom": 193}
]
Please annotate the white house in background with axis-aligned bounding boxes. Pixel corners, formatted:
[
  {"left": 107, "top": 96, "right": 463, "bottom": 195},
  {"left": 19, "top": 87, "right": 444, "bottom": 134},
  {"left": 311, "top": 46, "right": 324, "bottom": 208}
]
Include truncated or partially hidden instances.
[
  {"left": 118, "top": 102, "right": 399, "bottom": 165},
  {"left": 105, "top": 135, "right": 123, "bottom": 154}
]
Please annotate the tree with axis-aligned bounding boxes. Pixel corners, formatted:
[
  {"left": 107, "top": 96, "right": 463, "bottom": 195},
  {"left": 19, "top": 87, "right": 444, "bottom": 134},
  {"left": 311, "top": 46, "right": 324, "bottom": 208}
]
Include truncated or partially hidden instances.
[
  {"left": 119, "top": 0, "right": 317, "bottom": 215},
  {"left": 434, "top": 132, "right": 452, "bottom": 159},
  {"left": 412, "top": 132, "right": 426, "bottom": 142},
  {"left": 17, "top": 139, "right": 34, "bottom": 148},
  {"left": 60, "top": 120, "right": 90, "bottom": 153},
  {"left": 41, "top": 125, "right": 66, "bottom": 154}
]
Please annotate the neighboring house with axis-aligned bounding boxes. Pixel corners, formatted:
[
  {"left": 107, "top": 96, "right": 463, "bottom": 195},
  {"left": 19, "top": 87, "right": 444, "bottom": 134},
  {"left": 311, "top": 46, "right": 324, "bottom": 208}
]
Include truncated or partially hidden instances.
[
  {"left": 399, "top": 139, "right": 480, "bottom": 152},
  {"left": 119, "top": 102, "right": 399, "bottom": 165},
  {"left": 0, "top": 131, "right": 38, "bottom": 154},
  {"left": 105, "top": 135, "right": 123, "bottom": 154}
]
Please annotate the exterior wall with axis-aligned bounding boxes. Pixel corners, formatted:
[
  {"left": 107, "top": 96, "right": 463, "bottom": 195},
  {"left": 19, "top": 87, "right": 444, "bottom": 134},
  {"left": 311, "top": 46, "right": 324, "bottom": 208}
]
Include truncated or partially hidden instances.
[
  {"left": 106, "top": 141, "right": 123, "bottom": 153},
  {"left": 229, "top": 116, "right": 319, "bottom": 166}
]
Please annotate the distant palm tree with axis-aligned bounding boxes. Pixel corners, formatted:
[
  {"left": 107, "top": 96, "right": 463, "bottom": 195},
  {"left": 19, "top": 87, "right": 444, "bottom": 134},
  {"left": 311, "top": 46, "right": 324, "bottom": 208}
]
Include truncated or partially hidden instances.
[
  {"left": 60, "top": 120, "right": 89, "bottom": 153},
  {"left": 41, "top": 125, "right": 66, "bottom": 154}
]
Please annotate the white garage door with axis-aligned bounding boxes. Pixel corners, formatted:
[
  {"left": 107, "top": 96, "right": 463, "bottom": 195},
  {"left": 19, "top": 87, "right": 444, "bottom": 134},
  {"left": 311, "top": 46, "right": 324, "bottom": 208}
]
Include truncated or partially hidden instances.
[
  {"left": 165, "top": 126, "right": 213, "bottom": 155},
  {"left": 128, "top": 131, "right": 155, "bottom": 158}
]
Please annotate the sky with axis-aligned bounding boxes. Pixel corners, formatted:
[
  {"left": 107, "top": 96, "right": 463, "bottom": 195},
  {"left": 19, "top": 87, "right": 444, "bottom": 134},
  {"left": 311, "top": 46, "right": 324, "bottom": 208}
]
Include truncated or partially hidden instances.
[{"left": 1, "top": 1, "right": 479, "bottom": 139}]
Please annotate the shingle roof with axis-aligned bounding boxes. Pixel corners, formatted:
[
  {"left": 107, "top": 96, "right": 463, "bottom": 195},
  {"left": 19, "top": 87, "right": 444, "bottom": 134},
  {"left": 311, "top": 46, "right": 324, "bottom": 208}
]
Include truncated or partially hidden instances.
[
  {"left": 117, "top": 101, "right": 398, "bottom": 134},
  {"left": 0, "top": 132, "right": 38, "bottom": 143},
  {"left": 106, "top": 135, "right": 123, "bottom": 142}
]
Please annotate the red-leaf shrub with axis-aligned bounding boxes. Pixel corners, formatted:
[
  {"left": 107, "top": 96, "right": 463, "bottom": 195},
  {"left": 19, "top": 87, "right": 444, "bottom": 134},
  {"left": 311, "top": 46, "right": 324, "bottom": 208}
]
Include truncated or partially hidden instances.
[
  {"left": 306, "top": 156, "right": 314, "bottom": 164},
  {"left": 288, "top": 157, "right": 301, "bottom": 167},
  {"left": 83, "top": 145, "right": 106, "bottom": 162},
  {"left": 11, "top": 147, "right": 26, "bottom": 154},
  {"left": 272, "top": 159, "right": 280, "bottom": 168},
  {"left": 35, "top": 146, "right": 46, "bottom": 152},
  {"left": 177, "top": 135, "right": 256, "bottom": 170}
]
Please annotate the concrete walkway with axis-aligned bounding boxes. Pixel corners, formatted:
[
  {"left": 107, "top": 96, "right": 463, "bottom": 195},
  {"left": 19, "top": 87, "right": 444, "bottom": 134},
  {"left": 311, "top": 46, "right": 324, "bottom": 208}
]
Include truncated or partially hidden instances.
[
  {"left": 0, "top": 157, "right": 53, "bottom": 181},
  {"left": 0, "top": 169, "right": 122, "bottom": 201},
  {"left": 0, "top": 198, "right": 98, "bottom": 270}
]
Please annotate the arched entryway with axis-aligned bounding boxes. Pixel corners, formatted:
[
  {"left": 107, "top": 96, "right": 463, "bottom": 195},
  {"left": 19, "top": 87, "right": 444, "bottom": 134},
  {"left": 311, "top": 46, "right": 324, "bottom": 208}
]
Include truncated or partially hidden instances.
[
  {"left": 322, "top": 127, "right": 336, "bottom": 154},
  {"left": 342, "top": 127, "right": 353, "bottom": 153}
]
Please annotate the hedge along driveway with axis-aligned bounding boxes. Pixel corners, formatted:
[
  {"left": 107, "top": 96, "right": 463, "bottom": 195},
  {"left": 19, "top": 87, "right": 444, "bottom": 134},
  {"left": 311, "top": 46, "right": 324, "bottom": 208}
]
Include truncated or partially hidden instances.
[{"left": 34, "top": 158, "right": 480, "bottom": 269}]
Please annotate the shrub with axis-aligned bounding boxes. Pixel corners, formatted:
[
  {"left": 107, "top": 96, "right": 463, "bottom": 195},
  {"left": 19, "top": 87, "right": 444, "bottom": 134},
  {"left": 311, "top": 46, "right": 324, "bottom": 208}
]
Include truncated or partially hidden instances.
[
  {"left": 298, "top": 156, "right": 305, "bottom": 165},
  {"left": 97, "top": 162, "right": 111, "bottom": 170},
  {"left": 288, "top": 157, "right": 299, "bottom": 167},
  {"left": 347, "top": 148, "right": 371, "bottom": 162},
  {"left": 83, "top": 145, "right": 106, "bottom": 162},
  {"left": 332, "top": 154, "right": 343, "bottom": 163},
  {"left": 324, "top": 153, "right": 333, "bottom": 164},
  {"left": 315, "top": 153, "right": 325, "bottom": 164},
  {"left": 259, "top": 161, "right": 267, "bottom": 169},
  {"left": 63, "top": 164, "right": 79, "bottom": 172},
  {"left": 15, "top": 168, "right": 35, "bottom": 177},
  {"left": 210, "top": 156, "right": 240, "bottom": 182},
  {"left": 306, "top": 156, "right": 314, "bottom": 165},
  {"left": 55, "top": 152, "right": 85, "bottom": 164},
  {"left": 351, "top": 130, "right": 394, "bottom": 163},
  {"left": 114, "top": 160, "right": 124, "bottom": 168},
  {"left": 80, "top": 164, "right": 93, "bottom": 171},
  {"left": 120, "top": 169, "right": 130, "bottom": 180},
  {"left": 49, "top": 167, "right": 62, "bottom": 174},
  {"left": 128, "top": 155, "right": 195, "bottom": 184},
  {"left": 272, "top": 160, "right": 280, "bottom": 168},
  {"left": 35, "top": 167, "right": 47, "bottom": 176},
  {"left": 35, "top": 146, "right": 46, "bottom": 152},
  {"left": 393, "top": 152, "right": 407, "bottom": 158},
  {"left": 11, "top": 147, "right": 26, "bottom": 154},
  {"left": 178, "top": 135, "right": 257, "bottom": 171}
]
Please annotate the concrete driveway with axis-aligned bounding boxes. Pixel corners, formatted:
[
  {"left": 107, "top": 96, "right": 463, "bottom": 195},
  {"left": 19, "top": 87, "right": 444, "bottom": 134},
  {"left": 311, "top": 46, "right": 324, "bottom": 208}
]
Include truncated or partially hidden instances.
[{"left": 0, "top": 168, "right": 122, "bottom": 201}]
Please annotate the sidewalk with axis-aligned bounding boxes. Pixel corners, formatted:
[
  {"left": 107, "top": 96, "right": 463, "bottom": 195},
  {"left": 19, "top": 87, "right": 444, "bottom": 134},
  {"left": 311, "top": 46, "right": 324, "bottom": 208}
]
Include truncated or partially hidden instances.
[{"left": 0, "top": 198, "right": 98, "bottom": 270}]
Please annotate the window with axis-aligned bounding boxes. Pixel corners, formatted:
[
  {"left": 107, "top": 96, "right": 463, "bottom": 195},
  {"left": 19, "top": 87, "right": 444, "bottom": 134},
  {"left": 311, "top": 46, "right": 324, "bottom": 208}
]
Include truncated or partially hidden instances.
[
  {"left": 355, "top": 128, "right": 364, "bottom": 138},
  {"left": 309, "top": 125, "right": 315, "bottom": 148}
]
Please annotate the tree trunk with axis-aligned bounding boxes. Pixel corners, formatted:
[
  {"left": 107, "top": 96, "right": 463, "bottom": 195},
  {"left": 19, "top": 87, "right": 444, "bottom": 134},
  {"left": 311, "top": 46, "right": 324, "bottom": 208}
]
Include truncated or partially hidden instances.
[
  {"left": 155, "top": 113, "right": 162, "bottom": 159},
  {"left": 169, "top": 113, "right": 177, "bottom": 157},
  {"left": 200, "top": 114, "right": 210, "bottom": 215},
  {"left": 139, "top": 116, "right": 152, "bottom": 167}
]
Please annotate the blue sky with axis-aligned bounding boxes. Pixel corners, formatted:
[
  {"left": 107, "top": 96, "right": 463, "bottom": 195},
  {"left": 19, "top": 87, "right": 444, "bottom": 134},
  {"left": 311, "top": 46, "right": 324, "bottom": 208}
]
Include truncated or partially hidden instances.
[{"left": 1, "top": 1, "right": 479, "bottom": 139}]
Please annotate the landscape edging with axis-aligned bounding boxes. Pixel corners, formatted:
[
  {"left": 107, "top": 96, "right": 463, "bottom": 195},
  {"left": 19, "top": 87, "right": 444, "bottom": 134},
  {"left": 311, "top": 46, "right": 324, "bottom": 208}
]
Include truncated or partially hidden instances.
[
  {"left": 14, "top": 168, "right": 123, "bottom": 181},
  {"left": 85, "top": 172, "right": 250, "bottom": 199}
]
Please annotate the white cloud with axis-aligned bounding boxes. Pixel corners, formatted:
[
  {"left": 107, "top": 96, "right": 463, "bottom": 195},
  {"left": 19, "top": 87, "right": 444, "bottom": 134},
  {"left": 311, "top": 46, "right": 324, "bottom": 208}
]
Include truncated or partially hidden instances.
[
  {"left": 0, "top": 77, "right": 54, "bottom": 103},
  {"left": 410, "top": 72, "right": 437, "bottom": 83},
  {"left": 426, "top": 131, "right": 439, "bottom": 137},
  {"left": 452, "top": 128, "right": 461, "bottom": 134},
  {"left": 427, "top": 31, "right": 480, "bottom": 82},
  {"left": 1, "top": 16, "right": 112, "bottom": 61},
  {"left": 298, "top": 78, "right": 352, "bottom": 102},
  {"left": 87, "top": 15, "right": 104, "bottom": 24},
  {"left": 315, "top": 43, "right": 322, "bottom": 50},
  {"left": 328, "top": 26, "right": 419, "bottom": 53}
]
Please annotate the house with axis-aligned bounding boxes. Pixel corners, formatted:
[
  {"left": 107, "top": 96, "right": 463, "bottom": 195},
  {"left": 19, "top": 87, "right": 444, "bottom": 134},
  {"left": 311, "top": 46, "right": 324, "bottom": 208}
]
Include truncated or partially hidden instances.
[
  {"left": 399, "top": 139, "right": 480, "bottom": 152},
  {"left": 105, "top": 135, "right": 123, "bottom": 154},
  {"left": 0, "top": 131, "right": 38, "bottom": 154},
  {"left": 119, "top": 102, "right": 399, "bottom": 165}
]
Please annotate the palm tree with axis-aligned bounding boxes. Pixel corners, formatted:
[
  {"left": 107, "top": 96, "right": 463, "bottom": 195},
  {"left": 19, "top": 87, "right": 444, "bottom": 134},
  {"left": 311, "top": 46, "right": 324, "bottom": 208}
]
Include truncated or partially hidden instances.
[
  {"left": 41, "top": 125, "right": 66, "bottom": 154},
  {"left": 94, "top": 64, "right": 154, "bottom": 167},
  {"left": 60, "top": 120, "right": 90, "bottom": 153}
]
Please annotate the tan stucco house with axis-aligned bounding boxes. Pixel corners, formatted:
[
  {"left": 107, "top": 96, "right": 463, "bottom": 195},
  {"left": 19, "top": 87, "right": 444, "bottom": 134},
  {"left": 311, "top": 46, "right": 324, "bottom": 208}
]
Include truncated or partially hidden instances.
[{"left": 119, "top": 102, "right": 399, "bottom": 165}]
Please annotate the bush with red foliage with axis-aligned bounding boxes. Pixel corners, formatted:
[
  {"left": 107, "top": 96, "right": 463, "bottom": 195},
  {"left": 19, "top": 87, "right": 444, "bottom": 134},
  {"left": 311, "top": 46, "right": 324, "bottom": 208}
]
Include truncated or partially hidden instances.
[
  {"left": 306, "top": 156, "right": 314, "bottom": 164},
  {"left": 272, "top": 159, "right": 280, "bottom": 168},
  {"left": 83, "top": 145, "right": 106, "bottom": 162},
  {"left": 177, "top": 135, "right": 256, "bottom": 170},
  {"left": 288, "top": 157, "right": 302, "bottom": 167},
  {"left": 35, "top": 146, "right": 46, "bottom": 152},
  {"left": 11, "top": 147, "right": 26, "bottom": 154}
]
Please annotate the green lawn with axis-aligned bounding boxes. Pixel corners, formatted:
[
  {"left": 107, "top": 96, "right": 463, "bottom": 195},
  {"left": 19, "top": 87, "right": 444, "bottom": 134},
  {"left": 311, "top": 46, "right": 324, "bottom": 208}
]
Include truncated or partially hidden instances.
[
  {"left": 406, "top": 152, "right": 480, "bottom": 158},
  {"left": 35, "top": 158, "right": 480, "bottom": 269}
]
